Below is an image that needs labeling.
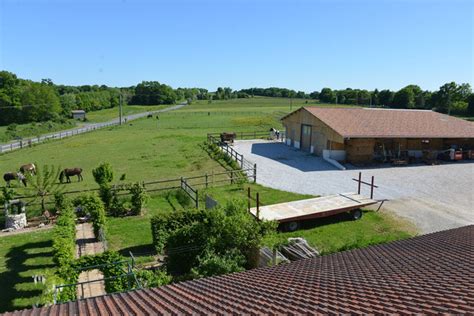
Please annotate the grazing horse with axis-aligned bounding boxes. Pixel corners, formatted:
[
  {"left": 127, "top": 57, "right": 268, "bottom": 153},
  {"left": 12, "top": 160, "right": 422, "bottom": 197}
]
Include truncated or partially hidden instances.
[
  {"left": 3, "top": 172, "right": 27, "bottom": 187},
  {"left": 59, "top": 168, "right": 83, "bottom": 183},
  {"left": 20, "top": 163, "right": 36, "bottom": 175}
]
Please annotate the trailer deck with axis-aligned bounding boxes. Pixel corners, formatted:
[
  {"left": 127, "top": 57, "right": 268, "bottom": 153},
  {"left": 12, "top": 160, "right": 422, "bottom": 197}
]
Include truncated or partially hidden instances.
[{"left": 249, "top": 193, "right": 378, "bottom": 223}]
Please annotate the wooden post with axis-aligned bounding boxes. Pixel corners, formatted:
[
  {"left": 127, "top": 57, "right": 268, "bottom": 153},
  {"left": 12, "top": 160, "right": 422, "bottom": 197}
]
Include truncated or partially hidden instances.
[
  {"left": 256, "top": 193, "right": 260, "bottom": 219},
  {"left": 205, "top": 173, "right": 208, "bottom": 188},
  {"left": 370, "top": 176, "right": 375, "bottom": 199},
  {"left": 253, "top": 164, "right": 257, "bottom": 183},
  {"left": 211, "top": 170, "right": 214, "bottom": 186},
  {"left": 230, "top": 170, "right": 234, "bottom": 184},
  {"left": 247, "top": 187, "right": 251, "bottom": 212},
  {"left": 240, "top": 154, "right": 244, "bottom": 169},
  {"left": 195, "top": 190, "right": 199, "bottom": 208},
  {"left": 358, "top": 172, "right": 362, "bottom": 194}
]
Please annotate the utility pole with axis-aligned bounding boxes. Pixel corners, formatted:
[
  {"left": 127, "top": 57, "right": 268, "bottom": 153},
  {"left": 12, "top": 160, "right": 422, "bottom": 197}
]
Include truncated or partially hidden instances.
[{"left": 119, "top": 93, "right": 123, "bottom": 125}]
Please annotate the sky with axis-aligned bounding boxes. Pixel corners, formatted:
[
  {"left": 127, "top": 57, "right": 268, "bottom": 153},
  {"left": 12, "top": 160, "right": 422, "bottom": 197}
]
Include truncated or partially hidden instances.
[{"left": 0, "top": 0, "right": 472, "bottom": 92}]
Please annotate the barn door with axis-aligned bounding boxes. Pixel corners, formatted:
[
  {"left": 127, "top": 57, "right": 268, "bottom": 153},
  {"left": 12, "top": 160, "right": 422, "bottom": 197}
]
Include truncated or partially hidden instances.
[{"left": 301, "top": 124, "right": 312, "bottom": 152}]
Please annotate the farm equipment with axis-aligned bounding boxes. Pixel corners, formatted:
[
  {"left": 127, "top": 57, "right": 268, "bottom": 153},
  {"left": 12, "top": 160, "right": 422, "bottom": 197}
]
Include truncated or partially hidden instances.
[
  {"left": 249, "top": 173, "right": 385, "bottom": 232},
  {"left": 220, "top": 132, "right": 236, "bottom": 144}
]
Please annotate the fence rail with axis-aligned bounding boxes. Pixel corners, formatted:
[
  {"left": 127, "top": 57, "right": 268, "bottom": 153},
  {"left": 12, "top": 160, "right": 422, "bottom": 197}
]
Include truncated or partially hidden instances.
[{"left": 11, "top": 167, "right": 256, "bottom": 208}]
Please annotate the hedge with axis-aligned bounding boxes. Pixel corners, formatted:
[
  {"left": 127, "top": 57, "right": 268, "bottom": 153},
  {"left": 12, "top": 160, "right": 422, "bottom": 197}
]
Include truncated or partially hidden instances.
[
  {"left": 73, "top": 194, "right": 107, "bottom": 239},
  {"left": 150, "top": 209, "right": 207, "bottom": 253}
]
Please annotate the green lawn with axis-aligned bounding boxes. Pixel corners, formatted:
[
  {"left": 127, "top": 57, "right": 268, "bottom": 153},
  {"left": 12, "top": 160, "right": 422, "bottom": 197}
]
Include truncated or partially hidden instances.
[
  {"left": 263, "top": 210, "right": 415, "bottom": 255},
  {"left": 0, "top": 229, "right": 54, "bottom": 313}
]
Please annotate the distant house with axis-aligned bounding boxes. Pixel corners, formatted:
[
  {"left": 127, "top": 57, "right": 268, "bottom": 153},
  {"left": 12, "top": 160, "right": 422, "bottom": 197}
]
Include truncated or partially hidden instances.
[
  {"left": 281, "top": 107, "right": 474, "bottom": 164},
  {"left": 7, "top": 225, "right": 474, "bottom": 314},
  {"left": 71, "top": 110, "right": 86, "bottom": 120}
]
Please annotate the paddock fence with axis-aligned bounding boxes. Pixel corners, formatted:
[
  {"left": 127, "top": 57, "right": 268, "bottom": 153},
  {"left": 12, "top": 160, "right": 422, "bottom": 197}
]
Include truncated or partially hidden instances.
[{"left": 10, "top": 167, "right": 257, "bottom": 210}]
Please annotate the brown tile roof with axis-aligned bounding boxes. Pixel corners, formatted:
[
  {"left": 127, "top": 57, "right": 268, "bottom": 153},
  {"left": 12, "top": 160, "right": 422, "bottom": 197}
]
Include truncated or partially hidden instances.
[
  {"left": 289, "top": 107, "right": 474, "bottom": 138},
  {"left": 4, "top": 225, "right": 474, "bottom": 315}
]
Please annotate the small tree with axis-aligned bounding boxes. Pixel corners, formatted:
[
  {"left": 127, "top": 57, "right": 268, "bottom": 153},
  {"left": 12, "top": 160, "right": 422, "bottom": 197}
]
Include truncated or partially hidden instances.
[
  {"left": 129, "top": 182, "right": 148, "bottom": 216},
  {"left": 92, "top": 163, "right": 114, "bottom": 211},
  {"left": 26, "top": 165, "right": 63, "bottom": 211},
  {"left": 92, "top": 162, "right": 114, "bottom": 185}
]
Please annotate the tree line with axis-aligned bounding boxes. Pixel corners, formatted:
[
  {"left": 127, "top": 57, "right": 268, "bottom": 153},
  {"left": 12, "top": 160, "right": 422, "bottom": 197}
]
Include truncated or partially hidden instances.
[{"left": 1, "top": 69, "right": 473, "bottom": 127}]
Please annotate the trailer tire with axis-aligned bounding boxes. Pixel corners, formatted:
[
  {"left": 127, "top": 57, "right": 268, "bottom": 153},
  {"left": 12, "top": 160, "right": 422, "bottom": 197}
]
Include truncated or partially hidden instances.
[
  {"left": 286, "top": 221, "right": 300, "bottom": 232},
  {"left": 351, "top": 209, "right": 362, "bottom": 220}
]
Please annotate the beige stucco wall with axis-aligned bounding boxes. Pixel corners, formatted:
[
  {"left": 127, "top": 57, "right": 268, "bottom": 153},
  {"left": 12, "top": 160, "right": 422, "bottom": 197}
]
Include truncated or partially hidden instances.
[{"left": 282, "top": 108, "right": 344, "bottom": 155}]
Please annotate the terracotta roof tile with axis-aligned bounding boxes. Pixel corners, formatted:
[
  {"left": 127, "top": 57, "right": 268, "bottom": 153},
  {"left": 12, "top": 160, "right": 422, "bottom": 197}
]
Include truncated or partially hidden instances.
[
  {"left": 295, "top": 107, "right": 474, "bottom": 138},
  {"left": 3, "top": 225, "right": 474, "bottom": 315}
]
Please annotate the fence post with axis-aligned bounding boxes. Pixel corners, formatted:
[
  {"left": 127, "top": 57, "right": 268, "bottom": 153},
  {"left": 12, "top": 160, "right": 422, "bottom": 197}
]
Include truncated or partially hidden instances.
[
  {"left": 230, "top": 170, "right": 233, "bottom": 184},
  {"left": 253, "top": 164, "right": 257, "bottom": 183},
  {"left": 256, "top": 192, "right": 260, "bottom": 219},
  {"left": 211, "top": 170, "right": 214, "bottom": 186},
  {"left": 357, "top": 172, "right": 362, "bottom": 194},
  {"left": 247, "top": 187, "right": 251, "bottom": 212},
  {"left": 205, "top": 173, "right": 208, "bottom": 188},
  {"left": 195, "top": 190, "right": 199, "bottom": 208},
  {"left": 240, "top": 154, "right": 244, "bottom": 168},
  {"left": 370, "top": 176, "right": 375, "bottom": 199}
]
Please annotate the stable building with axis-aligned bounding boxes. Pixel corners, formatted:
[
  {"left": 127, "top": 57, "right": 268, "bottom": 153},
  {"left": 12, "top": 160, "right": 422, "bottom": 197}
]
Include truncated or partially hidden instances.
[
  {"left": 281, "top": 107, "right": 474, "bottom": 164},
  {"left": 71, "top": 110, "right": 86, "bottom": 120}
]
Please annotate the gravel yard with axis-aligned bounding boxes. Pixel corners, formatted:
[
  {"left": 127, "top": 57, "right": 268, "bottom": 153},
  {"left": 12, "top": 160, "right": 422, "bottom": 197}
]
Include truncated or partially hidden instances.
[{"left": 234, "top": 140, "right": 474, "bottom": 234}]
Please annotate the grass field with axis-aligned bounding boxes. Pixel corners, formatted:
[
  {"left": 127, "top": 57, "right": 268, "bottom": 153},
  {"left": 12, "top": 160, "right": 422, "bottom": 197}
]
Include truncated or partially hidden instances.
[
  {"left": 0, "top": 229, "right": 54, "bottom": 312},
  {"left": 84, "top": 104, "right": 170, "bottom": 123}
]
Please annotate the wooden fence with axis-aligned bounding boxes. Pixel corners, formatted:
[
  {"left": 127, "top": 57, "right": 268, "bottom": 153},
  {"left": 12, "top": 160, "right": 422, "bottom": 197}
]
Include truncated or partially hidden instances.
[{"left": 11, "top": 167, "right": 256, "bottom": 209}]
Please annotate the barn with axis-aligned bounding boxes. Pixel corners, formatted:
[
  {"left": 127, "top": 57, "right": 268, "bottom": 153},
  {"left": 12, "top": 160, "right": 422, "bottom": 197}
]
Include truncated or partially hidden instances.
[
  {"left": 71, "top": 110, "right": 86, "bottom": 120},
  {"left": 281, "top": 107, "right": 474, "bottom": 164}
]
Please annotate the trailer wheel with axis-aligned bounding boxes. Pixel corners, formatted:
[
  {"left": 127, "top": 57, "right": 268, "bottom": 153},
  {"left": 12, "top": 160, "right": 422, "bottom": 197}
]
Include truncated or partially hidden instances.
[
  {"left": 286, "top": 221, "right": 300, "bottom": 232},
  {"left": 351, "top": 209, "right": 362, "bottom": 220}
]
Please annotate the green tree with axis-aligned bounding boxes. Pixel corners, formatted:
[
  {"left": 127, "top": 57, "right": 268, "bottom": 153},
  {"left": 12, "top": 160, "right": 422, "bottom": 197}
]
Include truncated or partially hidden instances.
[
  {"left": 467, "top": 94, "right": 474, "bottom": 115},
  {"left": 25, "top": 165, "right": 63, "bottom": 211},
  {"left": 319, "top": 88, "right": 336, "bottom": 103},
  {"left": 393, "top": 87, "right": 415, "bottom": 108}
]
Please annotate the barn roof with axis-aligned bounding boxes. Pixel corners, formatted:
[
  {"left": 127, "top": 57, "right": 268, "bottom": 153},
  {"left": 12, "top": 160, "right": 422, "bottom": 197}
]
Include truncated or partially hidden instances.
[
  {"left": 4, "top": 225, "right": 474, "bottom": 315},
  {"left": 283, "top": 107, "right": 474, "bottom": 138}
]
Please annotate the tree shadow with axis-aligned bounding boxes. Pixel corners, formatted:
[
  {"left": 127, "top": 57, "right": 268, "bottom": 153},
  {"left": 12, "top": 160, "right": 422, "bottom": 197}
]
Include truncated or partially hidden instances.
[
  {"left": 0, "top": 240, "right": 53, "bottom": 313},
  {"left": 118, "top": 244, "right": 156, "bottom": 258}
]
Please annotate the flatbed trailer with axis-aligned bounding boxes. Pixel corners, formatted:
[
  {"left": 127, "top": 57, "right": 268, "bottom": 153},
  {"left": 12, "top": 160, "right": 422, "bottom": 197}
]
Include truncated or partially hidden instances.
[{"left": 249, "top": 193, "right": 380, "bottom": 231}]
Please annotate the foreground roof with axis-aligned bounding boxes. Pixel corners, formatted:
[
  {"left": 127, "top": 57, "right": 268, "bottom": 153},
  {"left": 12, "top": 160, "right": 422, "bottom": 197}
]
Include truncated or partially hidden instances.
[
  {"left": 6, "top": 225, "right": 473, "bottom": 315},
  {"left": 285, "top": 107, "right": 474, "bottom": 138}
]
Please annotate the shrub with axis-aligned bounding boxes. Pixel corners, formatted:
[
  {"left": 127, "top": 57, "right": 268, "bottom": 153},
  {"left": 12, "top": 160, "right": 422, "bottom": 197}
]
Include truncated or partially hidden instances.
[
  {"left": 175, "top": 189, "right": 192, "bottom": 208},
  {"left": 129, "top": 182, "right": 148, "bottom": 216},
  {"left": 98, "top": 184, "right": 113, "bottom": 212},
  {"left": 190, "top": 249, "right": 245, "bottom": 278},
  {"left": 92, "top": 162, "right": 114, "bottom": 185},
  {"left": 160, "top": 200, "right": 277, "bottom": 277},
  {"left": 73, "top": 194, "right": 106, "bottom": 238},
  {"left": 136, "top": 269, "right": 172, "bottom": 288},
  {"left": 150, "top": 209, "right": 207, "bottom": 253},
  {"left": 109, "top": 192, "right": 127, "bottom": 217}
]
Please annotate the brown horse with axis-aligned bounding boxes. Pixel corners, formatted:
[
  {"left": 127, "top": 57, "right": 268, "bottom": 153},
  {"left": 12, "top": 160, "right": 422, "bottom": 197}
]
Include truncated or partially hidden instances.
[
  {"left": 20, "top": 163, "right": 36, "bottom": 175},
  {"left": 59, "top": 168, "right": 83, "bottom": 183},
  {"left": 3, "top": 172, "right": 27, "bottom": 187}
]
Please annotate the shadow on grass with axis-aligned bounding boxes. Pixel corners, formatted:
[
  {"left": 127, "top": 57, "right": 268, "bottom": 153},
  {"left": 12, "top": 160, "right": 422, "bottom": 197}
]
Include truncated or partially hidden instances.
[
  {"left": 118, "top": 244, "right": 156, "bottom": 258},
  {"left": 0, "top": 240, "right": 53, "bottom": 313},
  {"left": 277, "top": 210, "right": 362, "bottom": 232}
]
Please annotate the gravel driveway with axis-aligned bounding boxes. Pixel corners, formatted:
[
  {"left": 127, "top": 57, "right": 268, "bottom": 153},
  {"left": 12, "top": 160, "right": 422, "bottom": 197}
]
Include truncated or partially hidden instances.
[{"left": 234, "top": 140, "right": 474, "bottom": 234}]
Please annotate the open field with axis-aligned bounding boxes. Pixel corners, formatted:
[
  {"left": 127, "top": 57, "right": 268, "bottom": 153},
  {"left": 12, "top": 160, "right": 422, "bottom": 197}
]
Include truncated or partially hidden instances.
[
  {"left": 0, "top": 121, "right": 76, "bottom": 143},
  {"left": 0, "top": 229, "right": 54, "bottom": 312},
  {"left": 84, "top": 104, "right": 170, "bottom": 123}
]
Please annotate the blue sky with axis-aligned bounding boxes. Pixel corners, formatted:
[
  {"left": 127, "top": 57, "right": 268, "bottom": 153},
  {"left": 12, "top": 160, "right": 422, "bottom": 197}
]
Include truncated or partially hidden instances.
[{"left": 0, "top": 0, "right": 472, "bottom": 92}]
